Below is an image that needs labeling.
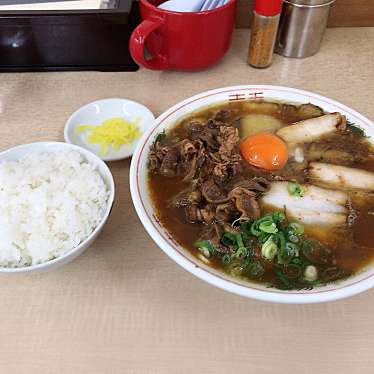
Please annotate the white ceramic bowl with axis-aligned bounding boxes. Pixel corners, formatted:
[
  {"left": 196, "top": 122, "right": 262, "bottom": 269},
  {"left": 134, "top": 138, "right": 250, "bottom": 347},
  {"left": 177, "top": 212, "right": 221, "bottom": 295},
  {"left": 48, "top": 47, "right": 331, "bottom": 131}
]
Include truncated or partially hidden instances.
[
  {"left": 0, "top": 142, "right": 115, "bottom": 273},
  {"left": 130, "top": 85, "right": 374, "bottom": 304},
  {"left": 64, "top": 98, "right": 155, "bottom": 161}
]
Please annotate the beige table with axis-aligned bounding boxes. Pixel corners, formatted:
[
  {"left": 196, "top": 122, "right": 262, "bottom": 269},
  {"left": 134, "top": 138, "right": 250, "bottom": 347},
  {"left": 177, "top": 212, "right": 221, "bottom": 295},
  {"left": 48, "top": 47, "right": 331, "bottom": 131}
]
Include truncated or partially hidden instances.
[{"left": 0, "top": 28, "right": 373, "bottom": 374}]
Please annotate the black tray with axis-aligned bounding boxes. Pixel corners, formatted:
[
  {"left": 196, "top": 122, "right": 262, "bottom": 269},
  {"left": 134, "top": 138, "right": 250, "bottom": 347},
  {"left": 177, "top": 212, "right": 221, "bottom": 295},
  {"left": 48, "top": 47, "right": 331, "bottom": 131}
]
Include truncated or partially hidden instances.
[{"left": 0, "top": 0, "right": 139, "bottom": 71}]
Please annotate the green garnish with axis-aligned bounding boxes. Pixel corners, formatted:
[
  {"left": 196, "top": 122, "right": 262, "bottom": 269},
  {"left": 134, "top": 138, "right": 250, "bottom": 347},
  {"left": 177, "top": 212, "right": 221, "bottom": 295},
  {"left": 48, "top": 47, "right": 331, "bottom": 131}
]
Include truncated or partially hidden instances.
[
  {"left": 347, "top": 121, "right": 369, "bottom": 138},
  {"left": 247, "top": 261, "right": 264, "bottom": 278},
  {"left": 287, "top": 182, "right": 305, "bottom": 197},
  {"left": 227, "top": 260, "right": 246, "bottom": 277},
  {"left": 261, "top": 236, "right": 278, "bottom": 261},
  {"left": 194, "top": 210, "right": 345, "bottom": 291},
  {"left": 154, "top": 130, "right": 166, "bottom": 143},
  {"left": 288, "top": 221, "right": 304, "bottom": 235},
  {"left": 221, "top": 232, "right": 237, "bottom": 247},
  {"left": 259, "top": 221, "right": 278, "bottom": 234},
  {"left": 275, "top": 270, "right": 293, "bottom": 290},
  {"left": 222, "top": 254, "right": 231, "bottom": 265},
  {"left": 194, "top": 240, "right": 215, "bottom": 258}
]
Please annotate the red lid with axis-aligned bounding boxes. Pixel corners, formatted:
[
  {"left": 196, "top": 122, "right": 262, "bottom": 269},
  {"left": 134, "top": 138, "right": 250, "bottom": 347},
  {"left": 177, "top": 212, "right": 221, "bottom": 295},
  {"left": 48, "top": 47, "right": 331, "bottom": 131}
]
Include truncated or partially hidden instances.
[{"left": 254, "top": 0, "right": 283, "bottom": 16}]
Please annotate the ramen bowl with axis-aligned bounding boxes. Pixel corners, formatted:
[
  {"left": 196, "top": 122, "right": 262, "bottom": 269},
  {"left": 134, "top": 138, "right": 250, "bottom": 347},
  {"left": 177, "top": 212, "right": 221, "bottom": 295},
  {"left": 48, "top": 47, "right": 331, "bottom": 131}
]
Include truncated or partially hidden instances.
[{"left": 129, "top": 85, "right": 374, "bottom": 303}]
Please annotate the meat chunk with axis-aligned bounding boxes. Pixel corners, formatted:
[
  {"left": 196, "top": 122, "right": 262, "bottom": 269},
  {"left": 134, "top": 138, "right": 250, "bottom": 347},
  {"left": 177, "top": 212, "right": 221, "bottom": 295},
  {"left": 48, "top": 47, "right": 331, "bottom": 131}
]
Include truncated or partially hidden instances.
[
  {"left": 170, "top": 186, "right": 202, "bottom": 208},
  {"left": 229, "top": 187, "right": 261, "bottom": 219},
  {"left": 159, "top": 146, "right": 180, "bottom": 176},
  {"left": 200, "top": 204, "right": 216, "bottom": 224},
  {"left": 215, "top": 201, "right": 237, "bottom": 222},
  {"left": 148, "top": 143, "right": 169, "bottom": 173},
  {"left": 197, "top": 130, "right": 220, "bottom": 151},
  {"left": 213, "top": 163, "right": 229, "bottom": 184},
  {"left": 214, "top": 109, "right": 232, "bottom": 122},
  {"left": 217, "top": 126, "right": 239, "bottom": 161},
  {"left": 229, "top": 177, "right": 271, "bottom": 195},
  {"left": 201, "top": 179, "right": 229, "bottom": 204},
  {"left": 185, "top": 121, "right": 203, "bottom": 134},
  {"left": 180, "top": 139, "right": 197, "bottom": 158},
  {"left": 207, "top": 118, "right": 222, "bottom": 130},
  {"left": 185, "top": 205, "right": 202, "bottom": 223}
]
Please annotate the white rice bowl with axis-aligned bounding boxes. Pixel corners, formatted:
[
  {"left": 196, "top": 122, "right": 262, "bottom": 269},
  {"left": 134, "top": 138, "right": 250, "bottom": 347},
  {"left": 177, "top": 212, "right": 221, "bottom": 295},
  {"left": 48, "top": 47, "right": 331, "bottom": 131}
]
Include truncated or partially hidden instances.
[{"left": 0, "top": 145, "right": 112, "bottom": 268}]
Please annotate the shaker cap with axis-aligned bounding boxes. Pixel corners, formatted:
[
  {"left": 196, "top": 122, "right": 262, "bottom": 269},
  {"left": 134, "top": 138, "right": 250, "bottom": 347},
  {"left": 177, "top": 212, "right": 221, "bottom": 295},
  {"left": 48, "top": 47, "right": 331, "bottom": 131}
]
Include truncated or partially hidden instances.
[{"left": 254, "top": 0, "right": 283, "bottom": 16}]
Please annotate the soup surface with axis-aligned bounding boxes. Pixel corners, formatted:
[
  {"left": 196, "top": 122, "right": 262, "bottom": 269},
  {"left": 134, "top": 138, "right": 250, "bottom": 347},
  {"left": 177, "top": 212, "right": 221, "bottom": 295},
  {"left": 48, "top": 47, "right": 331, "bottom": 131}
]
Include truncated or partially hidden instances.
[{"left": 148, "top": 100, "right": 374, "bottom": 290}]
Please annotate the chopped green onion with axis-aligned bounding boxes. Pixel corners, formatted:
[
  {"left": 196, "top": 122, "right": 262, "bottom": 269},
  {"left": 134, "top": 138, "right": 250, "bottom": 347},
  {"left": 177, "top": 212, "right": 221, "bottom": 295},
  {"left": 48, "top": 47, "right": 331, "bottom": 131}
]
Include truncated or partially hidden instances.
[
  {"left": 240, "top": 221, "right": 252, "bottom": 241},
  {"left": 288, "top": 234, "right": 299, "bottom": 243},
  {"left": 261, "top": 236, "right": 278, "bottom": 261},
  {"left": 250, "top": 221, "right": 261, "bottom": 237},
  {"left": 291, "top": 257, "right": 302, "bottom": 265},
  {"left": 221, "top": 232, "right": 237, "bottom": 247},
  {"left": 286, "top": 242, "right": 299, "bottom": 256},
  {"left": 235, "top": 233, "right": 245, "bottom": 249},
  {"left": 259, "top": 221, "right": 278, "bottom": 234},
  {"left": 287, "top": 182, "right": 305, "bottom": 197},
  {"left": 222, "top": 254, "right": 231, "bottom": 265},
  {"left": 348, "top": 121, "right": 369, "bottom": 138},
  {"left": 247, "top": 261, "right": 265, "bottom": 278},
  {"left": 198, "top": 247, "right": 210, "bottom": 258},
  {"left": 258, "top": 232, "right": 271, "bottom": 244},
  {"left": 194, "top": 240, "right": 215, "bottom": 257},
  {"left": 275, "top": 270, "right": 293, "bottom": 289},
  {"left": 235, "top": 246, "right": 247, "bottom": 259},
  {"left": 288, "top": 222, "right": 304, "bottom": 235},
  {"left": 154, "top": 130, "right": 166, "bottom": 143},
  {"left": 278, "top": 231, "right": 287, "bottom": 255},
  {"left": 227, "top": 260, "right": 246, "bottom": 276},
  {"left": 272, "top": 211, "right": 285, "bottom": 223},
  {"left": 304, "top": 265, "right": 318, "bottom": 282}
]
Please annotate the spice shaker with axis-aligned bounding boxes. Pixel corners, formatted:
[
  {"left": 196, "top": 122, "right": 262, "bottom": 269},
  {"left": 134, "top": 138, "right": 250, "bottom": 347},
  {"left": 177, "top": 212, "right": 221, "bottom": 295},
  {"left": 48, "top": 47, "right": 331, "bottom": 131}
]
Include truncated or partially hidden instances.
[
  {"left": 248, "top": 0, "right": 283, "bottom": 68},
  {"left": 275, "top": 0, "right": 336, "bottom": 58}
]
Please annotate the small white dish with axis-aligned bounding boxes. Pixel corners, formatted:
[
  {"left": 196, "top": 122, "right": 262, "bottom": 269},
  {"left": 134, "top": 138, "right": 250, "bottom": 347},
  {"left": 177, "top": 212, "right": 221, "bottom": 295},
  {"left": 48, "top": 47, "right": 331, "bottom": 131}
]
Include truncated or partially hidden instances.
[
  {"left": 0, "top": 141, "right": 115, "bottom": 274},
  {"left": 64, "top": 98, "right": 155, "bottom": 161}
]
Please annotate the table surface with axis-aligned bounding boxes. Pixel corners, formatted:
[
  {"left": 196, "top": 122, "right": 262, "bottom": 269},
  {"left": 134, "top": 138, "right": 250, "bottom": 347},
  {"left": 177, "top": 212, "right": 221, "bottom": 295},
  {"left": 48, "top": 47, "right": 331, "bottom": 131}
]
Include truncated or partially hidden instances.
[{"left": 0, "top": 28, "right": 373, "bottom": 374}]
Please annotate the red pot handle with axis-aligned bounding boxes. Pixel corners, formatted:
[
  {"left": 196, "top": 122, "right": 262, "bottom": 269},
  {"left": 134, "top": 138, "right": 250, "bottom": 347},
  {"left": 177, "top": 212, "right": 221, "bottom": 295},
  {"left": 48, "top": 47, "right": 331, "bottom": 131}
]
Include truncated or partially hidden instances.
[{"left": 130, "top": 18, "right": 168, "bottom": 70}]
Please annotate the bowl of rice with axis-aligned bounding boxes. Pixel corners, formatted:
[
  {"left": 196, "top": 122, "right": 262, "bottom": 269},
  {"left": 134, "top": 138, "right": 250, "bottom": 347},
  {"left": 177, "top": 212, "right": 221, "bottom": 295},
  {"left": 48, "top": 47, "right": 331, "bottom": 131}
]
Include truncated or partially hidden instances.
[{"left": 0, "top": 141, "right": 115, "bottom": 273}]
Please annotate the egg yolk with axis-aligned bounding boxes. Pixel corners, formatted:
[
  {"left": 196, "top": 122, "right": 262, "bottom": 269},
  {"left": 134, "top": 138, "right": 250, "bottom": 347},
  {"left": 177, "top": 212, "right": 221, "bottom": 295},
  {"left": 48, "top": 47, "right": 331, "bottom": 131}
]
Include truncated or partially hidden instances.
[{"left": 240, "top": 132, "right": 288, "bottom": 171}]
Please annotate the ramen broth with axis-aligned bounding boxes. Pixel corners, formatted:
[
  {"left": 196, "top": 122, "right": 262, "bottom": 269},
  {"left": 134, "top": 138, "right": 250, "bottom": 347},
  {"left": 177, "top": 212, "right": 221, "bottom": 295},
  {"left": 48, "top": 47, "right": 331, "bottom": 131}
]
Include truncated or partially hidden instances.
[{"left": 148, "top": 100, "right": 374, "bottom": 290}]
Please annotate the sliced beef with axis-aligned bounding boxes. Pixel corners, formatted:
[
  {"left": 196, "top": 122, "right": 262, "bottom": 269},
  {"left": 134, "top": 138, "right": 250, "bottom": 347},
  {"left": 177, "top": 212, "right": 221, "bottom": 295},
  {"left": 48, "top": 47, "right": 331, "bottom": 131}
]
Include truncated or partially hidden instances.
[
  {"left": 229, "top": 187, "right": 261, "bottom": 219},
  {"left": 228, "top": 177, "right": 271, "bottom": 195},
  {"left": 196, "top": 143, "right": 207, "bottom": 168},
  {"left": 197, "top": 130, "right": 220, "bottom": 151},
  {"left": 149, "top": 153, "right": 161, "bottom": 173},
  {"left": 213, "top": 163, "right": 229, "bottom": 184},
  {"left": 214, "top": 109, "right": 232, "bottom": 122},
  {"left": 200, "top": 204, "right": 216, "bottom": 224},
  {"left": 217, "top": 126, "right": 239, "bottom": 161},
  {"left": 215, "top": 201, "right": 237, "bottom": 223},
  {"left": 159, "top": 146, "right": 180, "bottom": 176},
  {"left": 170, "top": 186, "right": 201, "bottom": 208},
  {"left": 207, "top": 118, "right": 222, "bottom": 130},
  {"left": 185, "top": 205, "right": 202, "bottom": 223},
  {"left": 180, "top": 139, "right": 197, "bottom": 158},
  {"left": 185, "top": 121, "right": 203, "bottom": 134},
  {"left": 182, "top": 155, "right": 197, "bottom": 181},
  {"left": 201, "top": 179, "right": 229, "bottom": 204},
  {"left": 148, "top": 143, "right": 169, "bottom": 173}
]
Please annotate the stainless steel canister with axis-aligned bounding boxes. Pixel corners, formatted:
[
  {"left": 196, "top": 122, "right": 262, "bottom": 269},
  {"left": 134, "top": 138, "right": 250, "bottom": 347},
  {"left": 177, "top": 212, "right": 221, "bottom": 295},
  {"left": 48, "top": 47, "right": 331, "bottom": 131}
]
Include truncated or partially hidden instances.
[{"left": 275, "top": 0, "right": 336, "bottom": 58}]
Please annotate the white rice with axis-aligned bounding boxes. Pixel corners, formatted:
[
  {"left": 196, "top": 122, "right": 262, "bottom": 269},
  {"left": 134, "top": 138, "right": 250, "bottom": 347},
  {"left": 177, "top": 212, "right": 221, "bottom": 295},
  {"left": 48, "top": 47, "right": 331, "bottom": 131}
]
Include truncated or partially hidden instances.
[{"left": 0, "top": 150, "right": 109, "bottom": 267}]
